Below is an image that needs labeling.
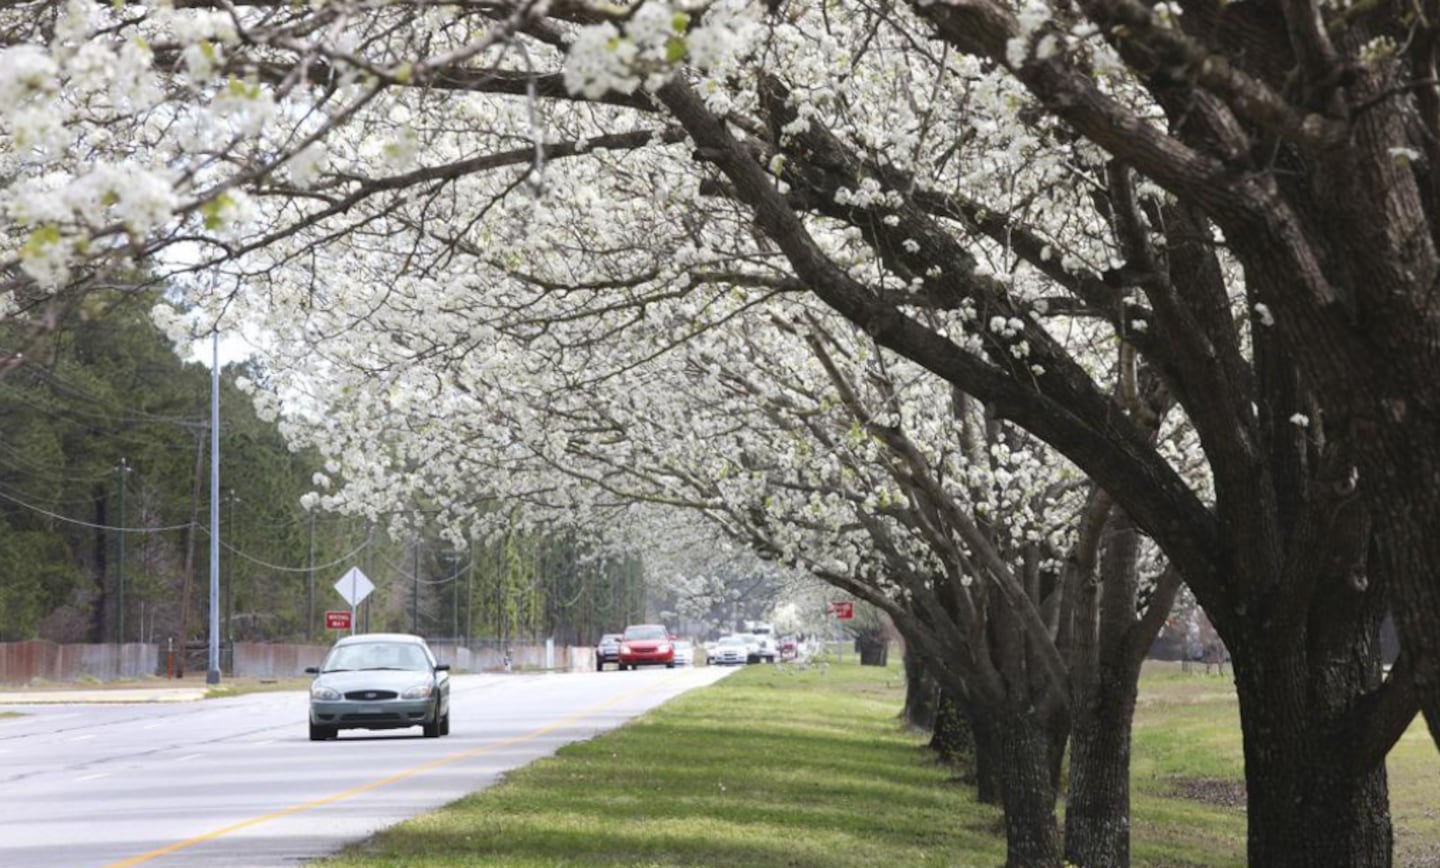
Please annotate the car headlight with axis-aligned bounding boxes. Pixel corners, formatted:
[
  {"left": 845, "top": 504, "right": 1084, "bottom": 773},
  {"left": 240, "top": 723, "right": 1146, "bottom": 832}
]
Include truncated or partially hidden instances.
[
  {"left": 311, "top": 684, "right": 342, "bottom": 701},
  {"left": 620, "top": 644, "right": 632, "bottom": 654},
  {"left": 658, "top": 643, "right": 672, "bottom": 653},
  {"left": 402, "top": 682, "right": 434, "bottom": 700}
]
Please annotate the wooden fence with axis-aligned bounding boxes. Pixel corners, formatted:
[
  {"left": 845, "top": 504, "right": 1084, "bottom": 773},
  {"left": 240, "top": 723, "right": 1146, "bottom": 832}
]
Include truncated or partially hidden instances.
[{"left": 0, "top": 639, "right": 598, "bottom": 684}]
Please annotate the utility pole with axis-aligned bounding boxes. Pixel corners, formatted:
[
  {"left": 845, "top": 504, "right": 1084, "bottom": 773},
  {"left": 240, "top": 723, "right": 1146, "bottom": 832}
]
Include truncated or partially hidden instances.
[
  {"left": 225, "top": 490, "right": 239, "bottom": 643},
  {"left": 306, "top": 511, "right": 316, "bottom": 641},
  {"left": 466, "top": 543, "right": 475, "bottom": 648},
  {"left": 412, "top": 538, "right": 421, "bottom": 635},
  {"left": 114, "top": 457, "right": 130, "bottom": 644}
]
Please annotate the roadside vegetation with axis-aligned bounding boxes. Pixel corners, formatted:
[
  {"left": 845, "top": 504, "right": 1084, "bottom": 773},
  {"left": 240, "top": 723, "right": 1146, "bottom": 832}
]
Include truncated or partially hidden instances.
[
  {"left": 0, "top": 673, "right": 308, "bottom": 698},
  {"left": 0, "top": 297, "right": 650, "bottom": 654},
  {"left": 319, "top": 660, "right": 1440, "bottom": 867}
]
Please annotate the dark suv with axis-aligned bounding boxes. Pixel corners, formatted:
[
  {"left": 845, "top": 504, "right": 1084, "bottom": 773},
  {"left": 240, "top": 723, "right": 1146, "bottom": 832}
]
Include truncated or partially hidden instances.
[{"left": 596, "top": 633, "right": 623, "bottom": 671}]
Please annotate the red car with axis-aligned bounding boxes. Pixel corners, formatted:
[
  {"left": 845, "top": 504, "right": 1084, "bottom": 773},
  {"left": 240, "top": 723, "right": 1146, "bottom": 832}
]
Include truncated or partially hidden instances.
[{"left": 618, "top": 624, "right": 675, "bottom": 669}]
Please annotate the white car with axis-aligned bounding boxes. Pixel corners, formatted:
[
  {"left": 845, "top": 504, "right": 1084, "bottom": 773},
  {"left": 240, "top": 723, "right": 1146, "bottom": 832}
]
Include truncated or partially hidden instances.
[
  {"left": 754, "top": 635, "right": 778, "bottom": 663},
  {"left": 673, "top": 640, "right": 697, "bottom": 666},
  {"left": 711, "top": 635, "right": 749, "bottom": 665}
]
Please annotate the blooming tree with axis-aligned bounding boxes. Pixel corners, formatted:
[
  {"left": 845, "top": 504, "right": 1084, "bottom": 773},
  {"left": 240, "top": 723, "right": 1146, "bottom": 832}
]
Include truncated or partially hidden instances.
[{"left": 1, "top": 0, "right": 1435, "bottom": 865}]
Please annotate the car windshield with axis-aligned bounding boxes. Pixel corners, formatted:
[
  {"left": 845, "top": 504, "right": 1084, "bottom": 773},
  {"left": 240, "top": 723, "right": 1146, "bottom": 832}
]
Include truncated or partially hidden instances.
[
  {"left": 719, "top": 637, "right": 744, "bottom": 646},
  {"left": 673, "top": 641, "right": 692, "bottom": 650},
  {"left": 600, "top": 635, "right": 621, "bottom": 643},
  {"left": 323, "top": 642, "right": 431, "bottom": 672},
  {"left": 624, "top": 625, "right": 667, "bottom": 640}
]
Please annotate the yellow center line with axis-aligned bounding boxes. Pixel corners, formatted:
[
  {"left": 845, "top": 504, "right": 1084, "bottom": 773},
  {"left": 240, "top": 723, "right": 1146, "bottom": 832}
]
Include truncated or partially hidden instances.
[{"left": 105, "top": 672, "right": 692, "bottom": 867}]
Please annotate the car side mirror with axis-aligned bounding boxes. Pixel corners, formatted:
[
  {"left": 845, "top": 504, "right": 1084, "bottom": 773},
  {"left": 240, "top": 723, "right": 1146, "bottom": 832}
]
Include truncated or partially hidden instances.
[
  {"left": 435, "top": 663, "right": 451, "bottom": 671},
  {"left": 304, "top": 666, "right": 319, "bottom": 675}
]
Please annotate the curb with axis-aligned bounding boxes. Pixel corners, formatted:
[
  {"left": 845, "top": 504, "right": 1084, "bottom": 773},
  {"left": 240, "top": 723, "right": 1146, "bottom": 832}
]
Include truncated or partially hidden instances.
[{"left": 0, "top": 689, "right": 209, "bottom": 705}]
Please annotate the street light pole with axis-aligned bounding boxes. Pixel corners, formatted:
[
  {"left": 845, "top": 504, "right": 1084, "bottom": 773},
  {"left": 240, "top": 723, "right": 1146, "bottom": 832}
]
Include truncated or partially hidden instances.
[{"left": 207, "top": 330, "right": 221, "bottom": 685}]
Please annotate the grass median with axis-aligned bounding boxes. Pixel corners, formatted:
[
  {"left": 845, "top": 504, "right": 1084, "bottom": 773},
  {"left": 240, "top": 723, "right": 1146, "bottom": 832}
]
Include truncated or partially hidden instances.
[{"left": 320, "top": 660, "right": 1440, "bottom": 868}]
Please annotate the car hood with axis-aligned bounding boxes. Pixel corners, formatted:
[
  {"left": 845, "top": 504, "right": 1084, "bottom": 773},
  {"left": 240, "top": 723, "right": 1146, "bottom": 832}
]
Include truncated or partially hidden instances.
[{"left": 313, "top": 669, "right": 437, "bottom": 691}]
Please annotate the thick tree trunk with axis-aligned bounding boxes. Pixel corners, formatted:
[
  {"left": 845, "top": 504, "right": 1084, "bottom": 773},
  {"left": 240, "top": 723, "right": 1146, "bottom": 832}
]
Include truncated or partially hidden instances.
[
  {"left": 90, "top": 495, "right": 109, "bottom": 643},
  {"left": 1370, "top": 466, "right": 1440, "bottom": 752},
  {"left": 902, "top": 651, "right": 938, "bottom": 731},
  {"left": 998, "top": 707, "right": 1062, "bottom": 868},
  {"left": 969, "top": 701, "right": 1004, "bottom": 805},
  {"left": 1232, "top": 652, "right": 1392, "bottom": 867},
  {"left": 1064, "top": 667, "right": 1137, "bottom": 867},
  {"left": 930, "top": 688, "right": 974, "bottom": 764}
]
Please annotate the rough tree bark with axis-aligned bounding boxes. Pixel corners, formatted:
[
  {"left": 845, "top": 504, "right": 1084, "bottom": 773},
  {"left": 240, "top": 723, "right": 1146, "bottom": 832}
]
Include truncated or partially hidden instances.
[
  {"left": 902, "top": 650, "right": 939, "bottom": 732},
  {"left": 1063, "top": 517, "right": 1180, "bottom": 865},
  {"left": 657, "top": 35, "right": 1418, "bottom": 860},
  {"left": 998, "top": 705, "right": 1063, "bottom": 868}
]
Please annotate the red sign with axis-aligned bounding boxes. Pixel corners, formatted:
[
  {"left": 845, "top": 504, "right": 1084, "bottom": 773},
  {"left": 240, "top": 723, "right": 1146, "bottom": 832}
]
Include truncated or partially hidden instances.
[
  {"left": 831, "top": 601, "right": 854, "bottom": 620},
  {"left": 325, "top": 610, "right": 353, "bottom": 630}
]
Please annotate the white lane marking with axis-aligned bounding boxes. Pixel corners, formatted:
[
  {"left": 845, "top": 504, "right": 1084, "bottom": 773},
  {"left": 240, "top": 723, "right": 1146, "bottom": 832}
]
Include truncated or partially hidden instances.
[
  {"left": 68, "top": 734, "right": 97, "bottom": 742},
  {"left": 77, "top": 773, "right": 109, "bottom": 782},
  {"left": 141, "top": 723, "right": 164, "bottom": 730},
  {"left": 176, "top": 754, "right": 205, "bottom": 762}
]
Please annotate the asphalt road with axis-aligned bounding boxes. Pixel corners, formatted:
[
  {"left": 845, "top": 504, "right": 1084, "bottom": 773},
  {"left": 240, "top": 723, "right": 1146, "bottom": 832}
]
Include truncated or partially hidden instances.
[{"left": 0, "top": 665, "right": 734, "bottom": 868}]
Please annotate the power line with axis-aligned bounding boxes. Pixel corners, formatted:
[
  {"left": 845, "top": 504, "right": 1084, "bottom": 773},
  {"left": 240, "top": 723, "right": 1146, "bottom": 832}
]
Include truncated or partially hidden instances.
[
  {"left": 0, "top": 440, "right": 115, "bottom": 488},
  {"left": 214, "top": 534, "right": 372, "bottom": 574},
  {"left": 0, "top": 367, "right": 210, "bottom": 430},
  {"left": 0, "top": 486, "right": 194, "bottom": 533},
  {"left": 0, "top": 382, "right": 204, "bottom": 435},
  {"left": 378, "top": 553, "right": 469, "bottom": 586}
]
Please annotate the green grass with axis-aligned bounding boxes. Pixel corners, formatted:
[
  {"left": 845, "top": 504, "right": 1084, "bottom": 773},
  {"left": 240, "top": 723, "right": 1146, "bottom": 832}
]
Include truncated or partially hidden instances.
[
  {"left": 1130, "top": 665, "right": 1247, "bottom": 867},
  {"left": 1384, "top": 711, "right": 1440, "bottom": 866},
  {"left": 1130, "top": 662, "right": 1440, "bottom": 868},
  {"left": 319, "top": 661, "right": 1440, "bottom": 868},
  {"left": 202, "top": 676, "right": 311, "bottom": 698},
  {"left": 323, "top": 663, "right": 1005, "bottom": 867},
  {"left": 3, "top": 673, "right": 310, "bottom": 697}
]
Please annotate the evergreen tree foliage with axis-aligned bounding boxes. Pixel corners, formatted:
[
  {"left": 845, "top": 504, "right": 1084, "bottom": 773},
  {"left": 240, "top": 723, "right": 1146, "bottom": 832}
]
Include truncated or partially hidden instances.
[{"left": 0, "top": 294, "right": 642, "bottom": 646}]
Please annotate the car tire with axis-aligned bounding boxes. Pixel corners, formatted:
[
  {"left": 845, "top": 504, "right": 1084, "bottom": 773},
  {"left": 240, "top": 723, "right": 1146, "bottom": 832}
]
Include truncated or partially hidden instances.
[
  {"left": 423, "top": 703, "right": 442, "bottom": 738},
  {"left": 666, "top": 662, "right": 675, "bottom": 668},
  {"left": 440, "top": 711, "right": 451, "bottom": 736},
  {"left": 309, "top": 722, "right": 335, "bottom": 741}
]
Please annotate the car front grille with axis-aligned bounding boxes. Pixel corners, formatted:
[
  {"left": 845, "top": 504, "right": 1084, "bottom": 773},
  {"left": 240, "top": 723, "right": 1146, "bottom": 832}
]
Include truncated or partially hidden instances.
[
  {"left": 344, "top": 690, "right": 399, "bottom": 701},
  {"left": 340, "top": 712, "right": 410, "bottom": 722}
]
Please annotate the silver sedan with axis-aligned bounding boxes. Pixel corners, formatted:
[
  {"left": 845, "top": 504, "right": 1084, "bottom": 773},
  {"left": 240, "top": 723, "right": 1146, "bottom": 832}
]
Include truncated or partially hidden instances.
[{"left": 307, "top": 633, "right": 451, "bottom": 740}]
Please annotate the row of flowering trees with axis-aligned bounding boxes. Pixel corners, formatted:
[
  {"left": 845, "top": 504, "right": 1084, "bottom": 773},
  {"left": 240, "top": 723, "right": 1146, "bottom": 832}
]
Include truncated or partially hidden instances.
[{"left": 2, "top": 0, "right": 1436, "bottom": 864}]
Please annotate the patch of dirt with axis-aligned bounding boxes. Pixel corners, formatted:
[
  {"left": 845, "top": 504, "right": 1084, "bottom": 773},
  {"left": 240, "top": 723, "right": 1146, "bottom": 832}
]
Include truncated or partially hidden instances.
[{"left": 1170, "top": 777, "right": 1247, "bottom": 808}]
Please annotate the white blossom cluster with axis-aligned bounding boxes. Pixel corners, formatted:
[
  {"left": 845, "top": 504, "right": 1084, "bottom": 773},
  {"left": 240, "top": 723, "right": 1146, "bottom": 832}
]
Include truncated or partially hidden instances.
[
  {"left": 564, "top": 0, "right": 760, "bottom": 99},
  {"left": 0, "top": 0, "right": 1241, "bottom": 613}
]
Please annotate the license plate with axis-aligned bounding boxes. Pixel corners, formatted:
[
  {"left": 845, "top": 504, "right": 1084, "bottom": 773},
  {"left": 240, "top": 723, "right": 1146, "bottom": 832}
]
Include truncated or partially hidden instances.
[{"left": 357, "top": 704, "right": 381, "bottom": 714}]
